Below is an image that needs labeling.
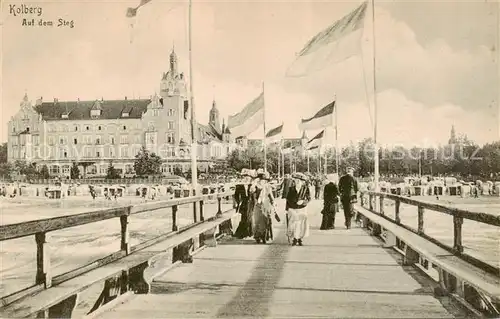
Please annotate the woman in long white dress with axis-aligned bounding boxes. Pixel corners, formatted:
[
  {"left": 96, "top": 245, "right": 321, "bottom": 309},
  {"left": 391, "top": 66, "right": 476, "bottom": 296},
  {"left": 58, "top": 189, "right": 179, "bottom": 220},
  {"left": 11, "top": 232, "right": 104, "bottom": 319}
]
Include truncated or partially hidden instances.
[{"left": 286, "top": 173, "right": 311, "bottom": 246}]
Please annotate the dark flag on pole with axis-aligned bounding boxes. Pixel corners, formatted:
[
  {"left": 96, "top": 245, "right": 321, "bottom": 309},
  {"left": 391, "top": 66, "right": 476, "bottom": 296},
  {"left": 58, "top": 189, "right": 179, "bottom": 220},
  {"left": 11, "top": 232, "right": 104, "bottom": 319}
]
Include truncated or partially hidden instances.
[{"left": 126, "top": 0, "right": 153, "bottom": 17}]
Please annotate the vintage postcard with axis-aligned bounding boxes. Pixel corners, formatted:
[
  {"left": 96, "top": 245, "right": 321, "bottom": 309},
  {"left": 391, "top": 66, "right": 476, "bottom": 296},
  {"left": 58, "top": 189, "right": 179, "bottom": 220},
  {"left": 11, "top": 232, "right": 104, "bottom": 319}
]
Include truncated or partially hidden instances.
[{"left": 1, "top": 0, "right": 499, "bottom": 318}]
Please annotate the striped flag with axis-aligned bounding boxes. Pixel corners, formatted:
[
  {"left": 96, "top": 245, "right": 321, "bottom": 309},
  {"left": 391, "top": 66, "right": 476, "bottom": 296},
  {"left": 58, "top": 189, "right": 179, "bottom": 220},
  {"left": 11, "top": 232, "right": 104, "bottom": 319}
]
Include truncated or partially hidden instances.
[
  {"left": 299, "top": 100, "right": 335, "bottom": 131},
  {"left": 266, "top": 124, "right": 283, "bottom": 144},
  {"left": 228, "top": 92, "right": 265, "bottom": 138},
  {"left": 286, "top": 1, "right": 368, "bottom": 77},
  {"left": 126, "top": 0, "right": 153, "bottom": 17},
  {"left": 308, "top": 130, "right": 325, "bottom": 148}
]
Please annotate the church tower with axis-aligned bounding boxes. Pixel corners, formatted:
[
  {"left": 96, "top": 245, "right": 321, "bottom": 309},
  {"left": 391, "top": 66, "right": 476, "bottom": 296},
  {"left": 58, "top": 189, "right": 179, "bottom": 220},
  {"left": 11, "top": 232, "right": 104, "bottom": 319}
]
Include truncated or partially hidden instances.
[
  {"left": 448, "top": 125, "right": 457, "bottom": 144},
  {"left": 209, "top": 99, "right": 221, "bottom": 133},
  {"left": 159, "top": 47, "right": 190, "bottom": 148}
]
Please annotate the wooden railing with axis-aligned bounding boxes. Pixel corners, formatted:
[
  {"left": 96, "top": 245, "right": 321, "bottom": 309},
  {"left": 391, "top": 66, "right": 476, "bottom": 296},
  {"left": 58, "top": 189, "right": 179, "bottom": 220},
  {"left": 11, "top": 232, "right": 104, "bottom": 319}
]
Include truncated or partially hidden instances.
[
  {"left": 0, "top": 191, "right": 236, "bottom": 317},
  {"left": 359, "top": 191, "right": 500, "bottom": 273},
  {"left": 356, "top": 191, "right": 500, "bottom": 317}
]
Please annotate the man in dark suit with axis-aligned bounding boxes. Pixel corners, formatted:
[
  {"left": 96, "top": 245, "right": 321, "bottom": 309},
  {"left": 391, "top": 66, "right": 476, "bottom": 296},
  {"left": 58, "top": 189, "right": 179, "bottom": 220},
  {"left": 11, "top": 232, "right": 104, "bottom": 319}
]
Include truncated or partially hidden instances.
[
  {"left": 339, "top": 167, "right": 358, "bottom": 229},
  {"left": 280, "top": 174, "right": 292, "bottom": 199},
  {"left": 321, "top": 174, "right": 339, "bottom": 230},
  {"left": 233, "top": 169, "right": 256, "bottom": 238}
]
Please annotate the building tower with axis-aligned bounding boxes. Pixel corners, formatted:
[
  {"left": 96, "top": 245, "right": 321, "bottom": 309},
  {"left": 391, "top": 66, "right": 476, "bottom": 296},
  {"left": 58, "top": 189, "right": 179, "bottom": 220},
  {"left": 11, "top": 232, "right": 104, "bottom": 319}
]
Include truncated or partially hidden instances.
[
  {"left": 209, "top": 99, "right": 221, "bottom": 133},
  {"left": 159, "top": 47, "right": 189, "bottom": 147},
  {"left": 448, "top": 125, "right": 457, "bottom": 144}
]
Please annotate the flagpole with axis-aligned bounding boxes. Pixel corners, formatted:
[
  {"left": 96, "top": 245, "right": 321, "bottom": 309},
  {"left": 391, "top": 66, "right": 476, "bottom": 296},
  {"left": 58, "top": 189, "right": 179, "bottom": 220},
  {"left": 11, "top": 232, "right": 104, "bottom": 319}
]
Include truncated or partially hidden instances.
[
  {"left": 307, "top": 150, "right": 310, "bottom": 173},
  {"left": 262, "top": 82, "right": 267, "bottom": 173},
  {"left": 278, "top": 140, "right": 281, "bottom": 178},
  {"left": 371, "top": 0, "right": 379, "bottom": 193},
  {"left": 335, "top": 95, "right": 339, "bottom": 176},
  {"left": 188, "top": 0, "right": 198, "bottom": 193}
]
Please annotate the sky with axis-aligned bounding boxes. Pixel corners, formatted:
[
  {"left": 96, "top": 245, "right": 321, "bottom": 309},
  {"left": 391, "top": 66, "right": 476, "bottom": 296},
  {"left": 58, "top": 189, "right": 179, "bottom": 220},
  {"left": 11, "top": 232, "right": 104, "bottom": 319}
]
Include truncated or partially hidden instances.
[{"left": 1, "top": 0, "right": 499, "bottom": 148}]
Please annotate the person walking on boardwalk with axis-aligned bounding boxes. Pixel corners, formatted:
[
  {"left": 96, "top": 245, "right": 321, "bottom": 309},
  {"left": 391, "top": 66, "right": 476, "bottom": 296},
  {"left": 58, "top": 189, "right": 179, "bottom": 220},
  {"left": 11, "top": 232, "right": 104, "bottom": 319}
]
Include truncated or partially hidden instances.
[
  {"left": 252, "top": 169, "right": 276, "bottom": 244},
  {"left": 286, "top": 172, "right": 311, "bottom": 246},
  {"left": 233, "top": 169, "right": 257, "bottom": 239},
  {"left": 314, "top": 176, "right": 322, "bottom": 199},
  {"left": 339, "top": 167, "right": 358, "bottom": 229},
  {"left": 320, "top": 174, "right": 339, "bottom": 230}
]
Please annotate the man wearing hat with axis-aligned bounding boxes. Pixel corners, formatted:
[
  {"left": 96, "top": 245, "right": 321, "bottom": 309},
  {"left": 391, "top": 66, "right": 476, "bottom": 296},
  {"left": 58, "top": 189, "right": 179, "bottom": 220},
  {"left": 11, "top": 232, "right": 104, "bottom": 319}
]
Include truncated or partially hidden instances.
[
  {"left": 339, "top": 167, "right": 359, "bottom": 229},
  {"left": 286, "top": 172, "right": 311, "bottom": 246},
  {"left": 233, "top": 169, "right": 257, "bottom": 239}
]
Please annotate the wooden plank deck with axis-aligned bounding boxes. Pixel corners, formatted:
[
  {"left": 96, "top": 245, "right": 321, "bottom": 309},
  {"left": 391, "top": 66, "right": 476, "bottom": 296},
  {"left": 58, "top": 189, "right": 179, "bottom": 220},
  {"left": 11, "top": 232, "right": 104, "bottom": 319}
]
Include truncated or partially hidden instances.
[{"left": 93, "top": 200, "right": 460, "bottom": 318}]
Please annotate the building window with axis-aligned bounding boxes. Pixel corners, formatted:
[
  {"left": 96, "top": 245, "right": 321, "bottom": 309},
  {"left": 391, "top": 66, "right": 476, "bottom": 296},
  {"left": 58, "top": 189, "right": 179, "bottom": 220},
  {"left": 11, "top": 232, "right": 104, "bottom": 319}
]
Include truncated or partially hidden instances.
[
  {"left": 110, "top": 136, "right": 115, "bottom": 145},
  {"left": 121, "top": 147, "right": 129, "bottom": 157},
  {"left": 109, "top": 148, "right": 115, "bottom": 158},
  {"left": 86, "top": 125, "right": 90, "bottom": 131},
  {"left": 148, "top": 122, "right": 155, "bottom": 131},
  {"left": 50, "top": 165, "right": 60, "bottom": 174},
  {"left": 168, "top": 109, "right": 174, "bottom": 116},
  {"left": 96, "top": 137, "right": 101, "bottom": 145},
  {"left": 153, "top": 109, "right": 159, "bottom": 116},
  {"left": 33, "top": 136, "right": 40, "bottom": 146},
  {"left": 74, "top": 125, "right": 79, "bottom": 131},
  {"left": 123, "top": 125, "right": 127, "bottom": 130},
  {"left": 168, "top": 121, "right": 174, "bottom": 130},
  {"left": 48, "top": 136, "right": 54, "bottom": 145},
  {"left": 100, "top": 166, "right": 107, "bottom": 174},
  {"left": 74, "top": 138, "right": 78, "bottom": 145},
  {"left": 60, "top": 137, "right": 65, "bottom": 145},
  {"left": 120, "top": 135, "right": 128, "bottom": 144},
  {"left": 98, "top": 126, "right": 102, "bottom": 131},
  {"left": 96, "top": 151, "right": 100, "bottom": 158},
  {"left": 88, "top": 165, "right": 97, "bottom": 175},
  {"left": 166, "top": 132, "right": 175, "bottom": 144},
  {"left": 64, "top": 151, "right": 68, "bottom": 158}
]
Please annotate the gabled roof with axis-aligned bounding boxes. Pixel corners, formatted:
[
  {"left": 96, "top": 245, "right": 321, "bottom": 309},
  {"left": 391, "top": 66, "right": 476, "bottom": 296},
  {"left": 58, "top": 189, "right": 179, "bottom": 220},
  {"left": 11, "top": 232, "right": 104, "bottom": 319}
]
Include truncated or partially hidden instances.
[{"left": 34, "top": 99, "right": 151, "bottom": 121}]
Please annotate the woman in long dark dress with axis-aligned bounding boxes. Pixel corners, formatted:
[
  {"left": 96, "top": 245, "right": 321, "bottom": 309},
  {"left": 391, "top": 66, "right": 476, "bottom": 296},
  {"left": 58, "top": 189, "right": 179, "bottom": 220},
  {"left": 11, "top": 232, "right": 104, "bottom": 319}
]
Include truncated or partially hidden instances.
[
  {"left": 252, "top": 170, "right": 275, "bottom": 244},
  {"left": 320, "top": 174, "right": 339, "bottom": 230},
  {"left": 233, "top": 169, "right": 257, "bottom": 239}
]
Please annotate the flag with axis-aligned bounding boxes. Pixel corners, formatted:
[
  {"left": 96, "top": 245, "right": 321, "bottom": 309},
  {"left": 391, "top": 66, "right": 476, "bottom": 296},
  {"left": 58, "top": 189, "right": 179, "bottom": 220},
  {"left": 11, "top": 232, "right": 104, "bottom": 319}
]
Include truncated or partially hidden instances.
[
  {"left": 228, "top": 92, "right": 265, "bottom": 137},
  {"left": 266, "top": 124, "right": 283, "bottom": 144},
  {"left": 299, "top": 100, "right": 335, "bottom": 131},
  {"left": 308, "top": 130, "right": 325, "bottom": 148},
  {"left": 126, "top": 0, "right": 153, "bottom": 17},
  {"left": 286, "top": 1, "right": 368, "bottom": 77},
  {"left": 308, "top": 145, "right": 319, "bottom": 151}
]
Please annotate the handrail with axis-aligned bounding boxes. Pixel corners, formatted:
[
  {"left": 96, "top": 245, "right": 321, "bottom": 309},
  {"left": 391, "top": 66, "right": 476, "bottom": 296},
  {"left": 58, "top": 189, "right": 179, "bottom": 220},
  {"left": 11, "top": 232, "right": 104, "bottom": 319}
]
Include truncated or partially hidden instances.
[
  {"left": 361, "top": 191, "right": 500, "bottom": 227},
  {"left": 359, "top": 190, "right": 499, "bottom": 275},
  {"left": 0, "top": 192, "right": 233, "bottom": 241},
  {"left": 0, "top": 190, "right": 235, "bottom": 306}
]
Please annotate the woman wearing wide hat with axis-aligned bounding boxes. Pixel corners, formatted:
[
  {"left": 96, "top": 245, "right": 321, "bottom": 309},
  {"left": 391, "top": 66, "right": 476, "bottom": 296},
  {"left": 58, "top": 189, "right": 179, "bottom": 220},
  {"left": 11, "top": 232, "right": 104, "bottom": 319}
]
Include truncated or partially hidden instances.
[
  {"left": 233, "top": 168, "right": 257, "bottom": 239},
  {"left": 285, "top": 172, "right": 311, "bottom": 246},
  {"left": 251, "top": 169, "right": 276, "bottom": 244}
]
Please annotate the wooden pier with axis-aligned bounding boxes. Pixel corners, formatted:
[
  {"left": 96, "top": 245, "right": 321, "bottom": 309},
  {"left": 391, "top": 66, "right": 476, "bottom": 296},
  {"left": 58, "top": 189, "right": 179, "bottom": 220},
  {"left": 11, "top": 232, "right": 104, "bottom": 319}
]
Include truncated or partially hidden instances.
[{"left": 0, "top": 192, "right": 499, "bottom": 318}]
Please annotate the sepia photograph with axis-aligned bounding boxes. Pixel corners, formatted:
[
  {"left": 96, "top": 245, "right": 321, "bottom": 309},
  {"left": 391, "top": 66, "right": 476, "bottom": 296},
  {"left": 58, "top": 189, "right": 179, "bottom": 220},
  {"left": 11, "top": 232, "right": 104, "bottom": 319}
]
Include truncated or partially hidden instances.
[{"left": 0, "top": 0, "right": 499, "bottom": 318}]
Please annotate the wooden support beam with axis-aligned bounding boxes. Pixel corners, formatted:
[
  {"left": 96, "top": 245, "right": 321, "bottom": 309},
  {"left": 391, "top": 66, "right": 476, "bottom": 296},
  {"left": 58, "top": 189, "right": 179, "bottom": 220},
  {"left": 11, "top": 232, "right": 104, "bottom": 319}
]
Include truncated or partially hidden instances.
[
  {"left": 453, "top": 216, "right": 464, "bottom": 254},
  {"left": 403, "top": 245, "right": 420, "bottom": 266},
  {"left": 395, "top": 199, "right": 401, "bottom": 224},
  {"left": 199, "top": 200, "right": 204, "bottom": 221},
  {"left": 417, "top": 205, "right": 425, "bottom": 235},
  {"left": 35, "top": 232, "right": 51, "bottom": 289},
  {"left": 384, "top": 231, "right": 397, "bottom": 248},
  {"left": 172, "top": 205, "right": 178, "bottom": 232},
  {"left": 216, "top": 198, "right": 222, "bottom": 218},
  {"left": 202, "top": 227, "right": 217, "bottom": 248},
  {"left": 120, "top": 215, "right": 130, "bottom": 255},
  {"left": 48, "top": 294, "right": 78, "bottom": 318}
]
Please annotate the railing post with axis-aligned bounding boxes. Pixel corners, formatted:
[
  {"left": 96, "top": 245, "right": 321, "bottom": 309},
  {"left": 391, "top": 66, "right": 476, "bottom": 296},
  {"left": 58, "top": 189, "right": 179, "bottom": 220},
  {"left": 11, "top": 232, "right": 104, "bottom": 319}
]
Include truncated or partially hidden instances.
[
  {"left": 199, "top": 199, "right": 204, "bottom": 221},
  {"left": 192, "top": 190, "right": 197, "bottom": 223},
  {"left": 216, "top": 197, "right": 222, "bottom": 218},
  {"left": 35, "top": 232, "right": 52, "bottom": 288},
  {"left": 395, "top": 199, "right": 401, "bottom": 224},
  {"left": 379, "top": 195, "right": 385, "bottom": 215},
  {"left": 172, "top": 205, "right": 178, "bottom": 231},
  {"left": 120, "top": 212, "right": 130, "bottom": 255},
  {"left": 369, "top": 194, "right": 374, "bottom": 211},
  {"left": 453, "top": 215, "right": 464, "bottom": 253},
  {"left": 417, "top": 205, "right": 425, "bottom": 234}
]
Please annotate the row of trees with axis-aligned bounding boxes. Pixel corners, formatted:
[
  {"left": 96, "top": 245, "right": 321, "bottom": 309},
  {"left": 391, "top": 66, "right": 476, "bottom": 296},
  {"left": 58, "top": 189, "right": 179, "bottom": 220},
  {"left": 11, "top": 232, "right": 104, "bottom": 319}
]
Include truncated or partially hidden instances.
[{"left": 226, "top": 137, "right": 500, "bottom": 179}]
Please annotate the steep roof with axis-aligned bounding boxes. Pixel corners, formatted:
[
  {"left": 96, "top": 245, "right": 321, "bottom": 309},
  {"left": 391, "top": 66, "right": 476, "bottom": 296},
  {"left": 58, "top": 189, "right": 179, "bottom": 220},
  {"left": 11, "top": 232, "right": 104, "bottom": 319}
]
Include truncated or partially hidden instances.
[
  {"left": 198, "top": 123, "right": 223, "bottom": 143},
  {"left": 34, "top": 99, "right": 151, "bottom": 121}
]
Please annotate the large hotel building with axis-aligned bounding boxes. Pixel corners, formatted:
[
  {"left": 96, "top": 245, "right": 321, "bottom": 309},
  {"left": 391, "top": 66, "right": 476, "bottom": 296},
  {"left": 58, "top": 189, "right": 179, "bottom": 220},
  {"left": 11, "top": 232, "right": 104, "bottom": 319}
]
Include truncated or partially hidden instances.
[{"left": 7, "top": 49, "right": 310, "bottom": 178}]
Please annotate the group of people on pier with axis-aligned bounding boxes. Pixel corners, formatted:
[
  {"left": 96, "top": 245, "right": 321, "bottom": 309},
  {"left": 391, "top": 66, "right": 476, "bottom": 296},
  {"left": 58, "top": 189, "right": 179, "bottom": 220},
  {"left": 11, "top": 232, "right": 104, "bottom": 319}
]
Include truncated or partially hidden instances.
[{"left": 233, "top": 166, "right": 359, "bottom": 246}]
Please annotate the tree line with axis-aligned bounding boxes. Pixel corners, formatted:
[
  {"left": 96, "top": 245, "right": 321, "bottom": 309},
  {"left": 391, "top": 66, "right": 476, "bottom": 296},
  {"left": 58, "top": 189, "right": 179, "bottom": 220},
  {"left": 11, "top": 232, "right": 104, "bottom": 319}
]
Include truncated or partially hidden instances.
[{"left": 226, "top": 136, "right": 500, "bottom": 179}]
